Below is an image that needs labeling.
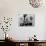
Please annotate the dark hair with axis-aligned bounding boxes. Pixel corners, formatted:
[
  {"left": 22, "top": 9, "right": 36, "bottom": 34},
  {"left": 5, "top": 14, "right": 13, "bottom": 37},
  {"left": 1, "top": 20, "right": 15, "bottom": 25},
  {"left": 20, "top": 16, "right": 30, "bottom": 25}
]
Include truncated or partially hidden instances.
[{"left": 34, "top": 35, "right": 36, "bottom": 37}]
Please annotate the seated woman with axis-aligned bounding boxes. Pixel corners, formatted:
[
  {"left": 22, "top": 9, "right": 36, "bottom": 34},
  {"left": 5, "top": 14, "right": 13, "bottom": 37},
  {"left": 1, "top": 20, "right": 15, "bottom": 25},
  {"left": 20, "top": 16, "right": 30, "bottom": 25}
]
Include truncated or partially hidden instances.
[{"left": 32, "top": 35, "right": 39, "bottom": 41}]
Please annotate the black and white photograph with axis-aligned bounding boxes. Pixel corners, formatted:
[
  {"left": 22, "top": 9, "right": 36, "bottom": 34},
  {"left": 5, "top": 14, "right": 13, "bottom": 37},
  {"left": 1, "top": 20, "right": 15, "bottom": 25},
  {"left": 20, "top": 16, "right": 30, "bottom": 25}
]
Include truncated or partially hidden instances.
[{"left": 19, "top": 14, "right": 35, "bottom": 26}]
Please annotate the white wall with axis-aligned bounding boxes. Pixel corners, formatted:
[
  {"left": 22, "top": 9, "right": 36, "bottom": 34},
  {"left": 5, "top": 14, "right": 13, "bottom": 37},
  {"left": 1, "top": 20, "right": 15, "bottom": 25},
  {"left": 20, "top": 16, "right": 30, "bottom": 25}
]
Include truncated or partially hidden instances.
[{"left": 0, "top": 0, "right": 46, "bottom": 40}]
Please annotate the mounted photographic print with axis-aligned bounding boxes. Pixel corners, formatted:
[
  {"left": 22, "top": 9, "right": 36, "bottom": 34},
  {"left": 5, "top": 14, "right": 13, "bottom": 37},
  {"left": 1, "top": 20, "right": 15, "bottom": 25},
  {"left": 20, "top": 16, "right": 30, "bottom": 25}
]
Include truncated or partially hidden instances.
[{"left": 19, "top": 14, "right": 35, "bottom": 26}]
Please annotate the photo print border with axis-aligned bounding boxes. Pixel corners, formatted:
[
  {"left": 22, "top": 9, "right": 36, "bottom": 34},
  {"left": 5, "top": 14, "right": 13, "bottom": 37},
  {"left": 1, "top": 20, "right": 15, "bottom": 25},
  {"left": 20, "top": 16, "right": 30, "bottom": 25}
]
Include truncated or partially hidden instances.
[{"left": 19, "top": 14, "right": 35, "bottom": 27}]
